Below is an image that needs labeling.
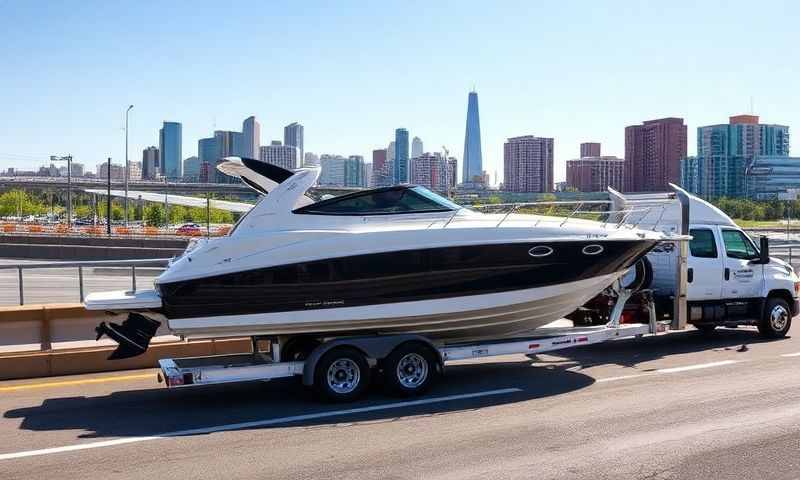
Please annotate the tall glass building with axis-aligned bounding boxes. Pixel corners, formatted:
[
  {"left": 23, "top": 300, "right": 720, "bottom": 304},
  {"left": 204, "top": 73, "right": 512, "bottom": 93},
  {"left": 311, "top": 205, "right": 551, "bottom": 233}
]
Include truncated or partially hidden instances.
[
  {"left": 686, "top": 115, "right": 790, "bottom": 198},
  {"left": 746, "top": 156, "right": 800, "bottom": 199},
  {"left": 159, "top": 121, "right": 182, "bottom": 180},
  {"left": 284, "top": 122, "right": 304, "bottom": 166},
  {"left": 394, "top": 128, "right": 409, "bottom": 184},
  {"left": 462, "top": 91, "right": 483, "bottom": 184}
]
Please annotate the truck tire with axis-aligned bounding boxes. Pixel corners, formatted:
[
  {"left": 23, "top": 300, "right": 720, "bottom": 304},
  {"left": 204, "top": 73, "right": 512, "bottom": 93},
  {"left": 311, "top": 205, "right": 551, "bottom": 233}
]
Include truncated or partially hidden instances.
[
  {"left": 694, "top": 324, "right": 717, "bottom": 336},
  {"left": 758, "top": 297, "right": 792, "bottom": 338},
  {"left": 314, "top": 347, "right": 371, "bottom": 402},
  {"left": 382, "top": 342, "right": 440, "bottom": 397}
]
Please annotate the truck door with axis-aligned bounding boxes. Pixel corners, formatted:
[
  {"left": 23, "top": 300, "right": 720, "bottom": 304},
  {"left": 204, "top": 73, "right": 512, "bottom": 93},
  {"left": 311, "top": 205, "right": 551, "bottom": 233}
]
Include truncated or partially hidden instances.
[
  {"left": 687, "top": 227, "right": 724, "bottom": 301},
  {"left": 720, "top": 228, "right": 762, "bottom": 299}
]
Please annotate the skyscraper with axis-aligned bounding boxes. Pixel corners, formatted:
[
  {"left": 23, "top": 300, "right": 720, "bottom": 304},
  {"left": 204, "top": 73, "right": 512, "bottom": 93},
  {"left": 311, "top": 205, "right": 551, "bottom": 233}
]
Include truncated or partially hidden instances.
[
  {"left": 197, "top": 137, "right": 216, "bottom": 182},
  {"left": 394, "top": 128, "right": 409, "bottom": 183},
  {"left": 462, "top": 90, "right": 483, "bottom": 184},
  {"left": 142, "top": 146, "right": 159, "bottom": 180},
  {"left": 159, "top": 121, "right": 182, "bottom": 179},
  {"left": 345, "top": 155, "right": 366, "bottom": 187},
  {"left": 242, "top": 116, "right": 261, "bottom": 159},
  {"left": 624, "top": 118, "right": 687, "bottom": 192},
  {"left": 411, "top": 152, "right": 451, "bottom": 193},
  {"left": 372, "top": 148, "right": 391, "bottom": 186},
  {"left": 566, "top": 156, "right": 625, "bottom": 192},
  {"left": 319, "top": 154, "right": 347, "bottom": 186},
  {"left": 411, "top": 136, "right": 423, "bottom": 158},
  {"left": 580, "top": 142, "right": 601, "bottom": 158},
  {"left": 213, "top": 130, "right": 242, "bottom": 182},
  {"left": 284, "top": 122, "right": 304, "bottom": 165},
  {"left": 260, "top": 143, "right": 299, "bottom": 170},
  {"left": 183, "top": 156, "right": 201, "bottom": 181},
  {"left": 684, "top": 115, "right": 790, "bottom": 198},
  {"left": 503, "top": 135, "right": 554, "bottom": 193}
]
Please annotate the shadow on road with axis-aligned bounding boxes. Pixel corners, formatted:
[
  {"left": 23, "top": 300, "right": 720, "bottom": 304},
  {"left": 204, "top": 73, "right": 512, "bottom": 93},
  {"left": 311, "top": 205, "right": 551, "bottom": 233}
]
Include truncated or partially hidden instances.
[
  {"left": 3, "top": 359, "right": 592, "bottom": 440},
  {"left": 541, "top": 327, "right": 789, "bottom": 370}
]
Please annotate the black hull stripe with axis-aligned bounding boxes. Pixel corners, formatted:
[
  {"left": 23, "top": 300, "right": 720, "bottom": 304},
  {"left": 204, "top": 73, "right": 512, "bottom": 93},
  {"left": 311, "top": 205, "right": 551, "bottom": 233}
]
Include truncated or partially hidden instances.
[{"left": 158, "top": 240, "right": 658, "bottom": 319}]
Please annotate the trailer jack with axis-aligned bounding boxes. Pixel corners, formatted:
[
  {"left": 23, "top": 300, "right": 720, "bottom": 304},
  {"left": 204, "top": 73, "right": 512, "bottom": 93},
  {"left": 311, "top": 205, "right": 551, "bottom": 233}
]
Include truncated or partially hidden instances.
[{"left": 96, "top": 313, "right": 161, "bottom": 360}]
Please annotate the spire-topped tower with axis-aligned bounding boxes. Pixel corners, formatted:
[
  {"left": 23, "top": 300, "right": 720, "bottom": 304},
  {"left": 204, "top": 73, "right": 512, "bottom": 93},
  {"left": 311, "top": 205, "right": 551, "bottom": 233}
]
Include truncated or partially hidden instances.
[{"left": 462, "top": 90, "right": 483, "bottom": 184}]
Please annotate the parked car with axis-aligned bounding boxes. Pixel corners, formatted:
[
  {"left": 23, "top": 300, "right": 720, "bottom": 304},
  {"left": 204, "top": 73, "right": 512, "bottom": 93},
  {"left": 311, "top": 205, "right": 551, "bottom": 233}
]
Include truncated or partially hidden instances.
[{"left": 176, "top": 223, "right": 202, "bottom": 236}]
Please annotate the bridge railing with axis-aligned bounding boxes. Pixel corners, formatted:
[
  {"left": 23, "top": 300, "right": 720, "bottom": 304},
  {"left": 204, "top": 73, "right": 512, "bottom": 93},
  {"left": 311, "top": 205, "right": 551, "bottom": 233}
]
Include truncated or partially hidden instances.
[
  {"left": 0, "top": 258, "right": 170, "bottom": 306},
  {"left": 0, "top": 222, "right": 232, "bottom": 238}
]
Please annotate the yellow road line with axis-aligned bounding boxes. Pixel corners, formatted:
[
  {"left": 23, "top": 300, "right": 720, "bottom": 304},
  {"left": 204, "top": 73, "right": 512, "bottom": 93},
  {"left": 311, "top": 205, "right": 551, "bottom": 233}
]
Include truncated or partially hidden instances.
[{"left": 0, "top": 373, "right": 154, "bottom": 392}]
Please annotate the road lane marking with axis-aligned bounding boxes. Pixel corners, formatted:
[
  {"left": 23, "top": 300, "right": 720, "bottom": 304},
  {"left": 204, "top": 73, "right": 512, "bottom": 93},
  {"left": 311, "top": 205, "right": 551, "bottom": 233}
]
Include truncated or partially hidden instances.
[
  {"left": 0, "top": 387, "right": 522, "bottom": 461},
  {"left": 781, "top": 352, "right": 800, "bottom": 357},
  {"left": 0, "top": 373, "right": 154, "bottom": 393},
  {"left": 596, "top": 374, "right": 652, "bottom": 383},
  {"left": 657, "top": 360, "right": 739, "bottom": 374},
  {"left": 596, "top": 360, "right": 741, "bottom": 383}
]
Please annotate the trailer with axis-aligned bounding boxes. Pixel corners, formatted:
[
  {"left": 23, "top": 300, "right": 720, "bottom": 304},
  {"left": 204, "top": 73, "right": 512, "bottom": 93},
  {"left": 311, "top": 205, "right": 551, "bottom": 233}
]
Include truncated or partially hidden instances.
[{"left": 156, "top": 287, "right": 665, "bottom": 402}]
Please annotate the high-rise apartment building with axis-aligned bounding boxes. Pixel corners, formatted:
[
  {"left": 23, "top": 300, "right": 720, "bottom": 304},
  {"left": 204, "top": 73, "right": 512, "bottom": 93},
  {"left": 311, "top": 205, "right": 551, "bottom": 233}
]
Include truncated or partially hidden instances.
[
  {"left": 183, "top": 156, "right": 201, "bottom": 181},
  {"left": 142, "top": 146, "right": 160, "bottom": 180},
  {"left": 284, "top": 122, "right": 304, "bottom": 165},
  {"left": 242, "top": 116, "right": 261, "bottom": 160},
  {"left": 580, "top": 142, "right": 601, "bottom": 158},
  {"left": 259, "top": 143, "right": 299, "bottom": 170},
  {"left": 372, "top": 148, "right": 392, "bottom": 187},
  {"left": 411, "top": 152, "right": 453, "bottom": 193},
  {"left": 97, "top": 162, "right": 125, "bottom": 181},
  {"left": 503, "top": 135, "right": 554, "bottom": 193},
  {"left": 566, "top": 156, "right": 625, "bottom": 192},
  {"left": 411, "top": 136, "right": 423, "bottom": 158},
  {"left": 159, "top": 121, "right": 183, "bottom": 179},
  {"left": 394, "top": 129, "right": 409, "bottom": 183},
  {"left": 319, "top": 154, "right": 347, "bottom": 186},
  {"left": 462, "top": 91, "right": 483, "bottom": 184},
  {"left": 345, "top": 155, "right": 366, "bottom": 187},
  {"left": 682, "top": 115, "right": 790, "bottom": 198},
  {"left": 624, "top": 118, "right": 687, "bottom": 192}
]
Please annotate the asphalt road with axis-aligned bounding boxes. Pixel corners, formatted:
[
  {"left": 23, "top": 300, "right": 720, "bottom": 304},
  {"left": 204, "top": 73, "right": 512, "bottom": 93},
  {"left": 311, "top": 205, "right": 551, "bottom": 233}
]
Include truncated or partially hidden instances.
[
  {"left": 0, "top": 259, "right": 161, "bottom": 305},
  {"left": 1, "top": 326, "right": 800, "bottom": 479}
]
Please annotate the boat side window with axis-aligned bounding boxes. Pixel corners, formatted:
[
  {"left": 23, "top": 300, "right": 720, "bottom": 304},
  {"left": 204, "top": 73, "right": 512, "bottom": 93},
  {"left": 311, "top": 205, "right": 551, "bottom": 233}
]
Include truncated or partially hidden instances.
[
  {"left": 688, "top": 228, "right": 717, "bottom": 258},
  {"left": 721, "top": 229, "right": 758, "bottom": 260},
  {"left": 294, "top": 187, "right": 454, "bottom": 215}
]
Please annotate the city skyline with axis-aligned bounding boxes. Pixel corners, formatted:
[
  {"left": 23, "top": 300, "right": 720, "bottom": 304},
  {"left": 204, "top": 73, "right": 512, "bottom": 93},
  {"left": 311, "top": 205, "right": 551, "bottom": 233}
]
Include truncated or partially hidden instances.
[{"left": 2, "top": 2, "right": 798, "bottom": 185}]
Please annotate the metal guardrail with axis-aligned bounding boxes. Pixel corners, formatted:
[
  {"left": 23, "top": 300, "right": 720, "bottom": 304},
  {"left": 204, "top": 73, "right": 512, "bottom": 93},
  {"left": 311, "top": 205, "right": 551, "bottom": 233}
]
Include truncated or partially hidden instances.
[{"left": 0, "top": 258, "right": 170, "bottom": 306}]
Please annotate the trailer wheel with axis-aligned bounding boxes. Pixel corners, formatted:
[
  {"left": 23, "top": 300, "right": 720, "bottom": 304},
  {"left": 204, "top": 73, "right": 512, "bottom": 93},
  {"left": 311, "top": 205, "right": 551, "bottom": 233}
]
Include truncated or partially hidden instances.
[
  {"left": 383, "top": 343, "right": 440, "bottom": 397},
  {"left": 314, "top": 347, "right": 371, "bottom": 402},
  {"left": 758, "top": 297, "right": 792, "bottom": 338}
]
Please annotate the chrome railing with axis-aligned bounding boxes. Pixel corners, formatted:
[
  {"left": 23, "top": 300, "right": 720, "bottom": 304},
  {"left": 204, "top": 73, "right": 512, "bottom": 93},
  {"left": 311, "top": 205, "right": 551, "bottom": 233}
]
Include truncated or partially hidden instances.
[{"left": 0, "top": 258, "right": 169, "bottom": 305}]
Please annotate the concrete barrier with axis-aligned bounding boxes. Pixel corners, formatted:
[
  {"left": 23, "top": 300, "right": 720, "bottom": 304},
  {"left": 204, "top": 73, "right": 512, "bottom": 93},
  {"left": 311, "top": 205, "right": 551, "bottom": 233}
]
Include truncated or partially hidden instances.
[
  {"left": 0, "top": 234, "right": 187, "bottom": 260},
  {"left": 0, "top": 303, "right": 251, "bottom": 380}
]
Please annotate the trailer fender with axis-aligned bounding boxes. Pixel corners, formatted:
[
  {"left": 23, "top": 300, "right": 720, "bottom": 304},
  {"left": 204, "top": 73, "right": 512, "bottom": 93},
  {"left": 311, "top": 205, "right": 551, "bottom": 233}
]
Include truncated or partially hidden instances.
[{"left": 302, "top": 334, "right": 442, "bottom": 386}]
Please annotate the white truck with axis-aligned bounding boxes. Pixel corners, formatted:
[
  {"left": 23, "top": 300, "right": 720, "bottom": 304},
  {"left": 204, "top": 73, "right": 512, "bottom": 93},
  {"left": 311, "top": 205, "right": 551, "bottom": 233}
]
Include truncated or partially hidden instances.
[{"left": 601, "top": 186, "right": 799, "bottom": 337}]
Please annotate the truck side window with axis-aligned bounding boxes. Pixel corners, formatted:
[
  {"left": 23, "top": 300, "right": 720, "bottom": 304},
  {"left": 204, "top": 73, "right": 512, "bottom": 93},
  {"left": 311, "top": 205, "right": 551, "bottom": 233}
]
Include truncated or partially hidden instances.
[
  {"left": 721, "top": 230, "right": 758, "bottom": 260},
  {"left": 689, "top": 229, "right": 717, "bottom": 258}
]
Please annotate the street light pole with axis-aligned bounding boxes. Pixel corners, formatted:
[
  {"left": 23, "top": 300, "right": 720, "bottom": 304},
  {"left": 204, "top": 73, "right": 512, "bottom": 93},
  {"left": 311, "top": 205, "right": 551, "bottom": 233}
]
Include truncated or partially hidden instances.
[
  {"left": 107, "top": 157, "right": 112, "bottom": 236},
  {"left": 124, "top": 104, "right": 134, "bottom": 226}
]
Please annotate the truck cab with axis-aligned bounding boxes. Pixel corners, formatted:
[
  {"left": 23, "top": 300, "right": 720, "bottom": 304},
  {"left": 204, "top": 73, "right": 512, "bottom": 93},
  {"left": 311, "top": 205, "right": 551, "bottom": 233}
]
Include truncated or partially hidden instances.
[{"left": 610, "top": 185, "right": 799, "bottom": 337}]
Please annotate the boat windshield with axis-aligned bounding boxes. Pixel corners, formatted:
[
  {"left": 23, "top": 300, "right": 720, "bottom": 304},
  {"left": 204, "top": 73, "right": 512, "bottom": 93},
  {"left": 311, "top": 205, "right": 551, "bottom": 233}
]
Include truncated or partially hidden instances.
[{"left": 294, "top": 186, "right": 462, "bottom": 215}]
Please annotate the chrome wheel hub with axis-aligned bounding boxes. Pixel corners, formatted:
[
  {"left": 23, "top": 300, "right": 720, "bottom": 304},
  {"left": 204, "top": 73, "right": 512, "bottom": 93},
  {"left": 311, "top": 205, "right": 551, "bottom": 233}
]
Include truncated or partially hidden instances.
[
  {"left": 396, "top": 353, "right": 429, "bottom": 389},
  {"left": 327, "top": 358, "right": 360, "bottom": 394},
  {"left": 770, "top": 305, "right": 789, "bottom": 331}
]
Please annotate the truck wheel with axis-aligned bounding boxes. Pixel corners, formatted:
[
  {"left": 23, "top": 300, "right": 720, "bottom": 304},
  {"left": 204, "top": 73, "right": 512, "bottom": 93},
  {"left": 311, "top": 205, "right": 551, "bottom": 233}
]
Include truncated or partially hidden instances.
[
  {"left": 383, "top": 343, "right": 440, "bottom": 397},
  {"left": 758, "top": 297, "right": 792, "bottom": 338},
  {"left": 694, "top": 324, "right": 717, "bottom": 336},
  {"left": 314, "top": 347, "right": 371, "bottom": 402}
]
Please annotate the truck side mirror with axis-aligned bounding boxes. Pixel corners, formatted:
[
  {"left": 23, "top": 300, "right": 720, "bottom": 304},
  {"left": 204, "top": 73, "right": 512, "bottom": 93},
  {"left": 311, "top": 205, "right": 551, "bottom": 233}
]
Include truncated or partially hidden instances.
[{"left": 760, "top": 236, "right": 769, "bottom": 264}]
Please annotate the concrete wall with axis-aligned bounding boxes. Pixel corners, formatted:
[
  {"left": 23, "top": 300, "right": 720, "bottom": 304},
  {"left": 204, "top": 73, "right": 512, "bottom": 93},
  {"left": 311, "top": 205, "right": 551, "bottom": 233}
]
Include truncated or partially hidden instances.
[
  {"left": 0, "top": 303, "right": 251, "bottom": 380},
  {"left": 0, "top": 234, "right": 187, "bottom": 260}
]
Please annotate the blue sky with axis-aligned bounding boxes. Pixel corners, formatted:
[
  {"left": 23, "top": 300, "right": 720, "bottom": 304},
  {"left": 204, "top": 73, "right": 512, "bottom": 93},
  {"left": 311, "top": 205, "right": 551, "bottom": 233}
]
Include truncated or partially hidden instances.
[{"left": 1, "top": 0, "right": 798, "bottom": 183}]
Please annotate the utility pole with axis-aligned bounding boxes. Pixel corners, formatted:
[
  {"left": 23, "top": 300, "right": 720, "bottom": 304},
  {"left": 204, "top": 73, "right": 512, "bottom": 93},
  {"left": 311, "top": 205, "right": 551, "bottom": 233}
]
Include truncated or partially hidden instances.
[
  {"left": 124, "top": 104, "right": 134, "bottom": 226},
  {"left": 107, "top": 157, "right": 112, "bottom": 236},
  {"left": 50, "top": 155, "right": 73, "bottom": 225}
]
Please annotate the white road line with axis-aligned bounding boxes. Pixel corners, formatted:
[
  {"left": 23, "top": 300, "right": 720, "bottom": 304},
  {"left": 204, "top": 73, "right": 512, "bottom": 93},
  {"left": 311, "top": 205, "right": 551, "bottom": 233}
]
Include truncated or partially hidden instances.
[
  {"left": 780, "top": 352, "right": 800, "bottom": 357},
  {"left": 657, "top": 360, "right": 740, "bottom": 374},
  {"left": 596, "top": 360, "right": 741, "bottom": 383},
  {"left": 596, "top": 374, "right": 652, "bottom": 383},
  {"left": 0, "top": 387, "right": 522, "bottom": 461}
]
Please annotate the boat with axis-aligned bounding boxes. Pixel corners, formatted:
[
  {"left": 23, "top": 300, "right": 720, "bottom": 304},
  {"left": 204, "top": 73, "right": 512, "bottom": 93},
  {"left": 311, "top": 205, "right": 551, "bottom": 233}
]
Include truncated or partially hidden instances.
[{"left": 86, "top": 157, "right": 667, "bottom": 359}]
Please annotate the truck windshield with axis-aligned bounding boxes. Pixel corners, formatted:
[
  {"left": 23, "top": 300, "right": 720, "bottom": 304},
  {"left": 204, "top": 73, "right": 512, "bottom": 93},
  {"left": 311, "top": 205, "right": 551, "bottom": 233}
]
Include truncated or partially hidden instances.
[{"left": 721, "top": 229, "right": 759, "bottom": 260}]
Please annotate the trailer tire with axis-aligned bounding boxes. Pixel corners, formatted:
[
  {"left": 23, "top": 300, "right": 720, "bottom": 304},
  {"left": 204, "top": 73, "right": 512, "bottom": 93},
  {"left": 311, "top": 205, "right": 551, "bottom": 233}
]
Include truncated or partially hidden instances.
[
  {"left": 758, "top": 297, "right": 792, "bottom": 338},
  {"left": 382, "top": 342, "right": 440, "bottom": 397},
  {"left": 314, "top": 347, "right": 371, "bottom": 403}
]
